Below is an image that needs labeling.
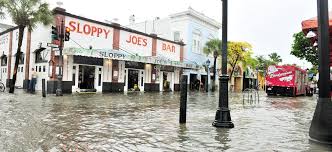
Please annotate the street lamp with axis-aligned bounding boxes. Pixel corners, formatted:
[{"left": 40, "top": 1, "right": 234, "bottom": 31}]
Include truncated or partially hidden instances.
[
  {"left": 206, "top": 59, "right": 211, "bottom": 92},
  {"left": 213, "top": 0, "right": 234, "bottom": 128},
  {"left": 309, "top": 0, "right": 332, "bottom": 144}
]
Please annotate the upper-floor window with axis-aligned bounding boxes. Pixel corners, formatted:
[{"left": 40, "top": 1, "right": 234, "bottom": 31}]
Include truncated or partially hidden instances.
[
  {"left": 34, "top": 47, "right": 47, "bottom": 63},
  {"left": 192, "top": 29, "right": 202, "bottom": 54},
  {"left": 1, "top": 54, "right": 7, "bottom": 66},
  {"left": 173, "top": 31, "right": 180, "bottom": 42},
  {"left": 15, "top": 52, "right": 24, "bottom": 65}
]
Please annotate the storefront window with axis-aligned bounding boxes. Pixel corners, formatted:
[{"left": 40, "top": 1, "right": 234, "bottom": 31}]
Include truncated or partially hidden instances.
[{"left": 1, "top": 55, "right": 7, "bottom": 66}]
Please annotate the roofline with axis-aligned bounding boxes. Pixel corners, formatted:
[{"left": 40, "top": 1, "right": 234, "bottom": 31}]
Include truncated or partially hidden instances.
[
  {"left": 169, "top": 8, "right": 222, "bottom": 29},
  {"left": 0, "top": 26, "right": 19, "bottom": 36},
  {"left": 53, "top": 8, "right": 185, "bottom": 46}
]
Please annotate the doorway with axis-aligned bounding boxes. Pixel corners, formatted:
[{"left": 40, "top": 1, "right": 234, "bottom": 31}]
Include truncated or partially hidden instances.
[
  {"left": 78, "top": 65, "right": 95, "bottom": 90},
  {"left": 128, "top": 69, "right": 139, "bottom": 91}
]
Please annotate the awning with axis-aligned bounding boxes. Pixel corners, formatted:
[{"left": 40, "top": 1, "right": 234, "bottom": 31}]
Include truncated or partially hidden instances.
[
  {"left": 33, "top": 47, "right": 46, "bottom": 53},
  {"left": 63, "top": 47, "right": 201, "bottom": 69},
  {"left": 301, "top": 12, "right": 332, "bottom": 31}
]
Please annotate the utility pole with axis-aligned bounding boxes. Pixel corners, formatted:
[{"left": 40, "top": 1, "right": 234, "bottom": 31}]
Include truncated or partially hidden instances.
[{"left": 56, "top": 19, "right": 64, "bottom": 96}]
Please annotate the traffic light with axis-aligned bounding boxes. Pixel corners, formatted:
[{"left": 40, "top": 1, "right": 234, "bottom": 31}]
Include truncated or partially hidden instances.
[
  {"left": 51, "top": 26, "right": 58, "bottom": 40},
  {"left": 64, "top": 27, "right": 70, "bottom": 41}
]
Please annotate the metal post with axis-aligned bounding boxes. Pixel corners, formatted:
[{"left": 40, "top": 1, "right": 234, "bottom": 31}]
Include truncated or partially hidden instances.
[
  {"left": 42, "top": 79, "right": 46, "bottom": 97},
  {"left": 213, "top": 0, "right": 234, "bottom": 128},
  {"left": 309, "top": 0, "right": 332, "bottom": 144},
  {"left": 180, "top": 75, "right": 188, "bottom": 124},
  {"left": 56, "top": 19, "right": 64, "bottom": 96},
  {"left": 207, "top": 62, "right": 210, "bottom": 92}
]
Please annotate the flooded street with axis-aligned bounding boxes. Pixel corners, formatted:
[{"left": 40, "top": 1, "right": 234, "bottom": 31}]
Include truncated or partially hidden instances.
[{"left": 0, "top": 90, "right": 332, "bottom": 152}]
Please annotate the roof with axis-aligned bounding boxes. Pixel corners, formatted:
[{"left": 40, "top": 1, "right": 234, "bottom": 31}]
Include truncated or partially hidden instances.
[
  {"left": 301, "top": 11, "right": 332, "bottom": 30},
  {"left": 169, "top": 7, "right": 222, "bottom": 29}
]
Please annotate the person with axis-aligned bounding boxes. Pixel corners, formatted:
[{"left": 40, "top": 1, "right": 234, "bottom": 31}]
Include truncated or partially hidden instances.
[{"left": 29, "top": 68, "right": 37, "bottom": 93}]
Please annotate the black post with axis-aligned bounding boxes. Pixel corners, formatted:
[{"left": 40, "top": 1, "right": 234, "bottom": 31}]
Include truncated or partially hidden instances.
[
  {"left": 213, "top": 0, "right": 234, "bottom": 128},
  {"left": 56, "top": 19, "right": 64, "bottom": 96},
  {"left": 180, "top": 75, "right": 188, "bottom": 124},
  {"left": 42, "top": 79, "right": 46, "bottom": 97},
  {"left": 205, "top": 75, "right": 209, "bottom": 92},
  {"left": 309, "top": 0, "right": 332, "bottom": 144}
]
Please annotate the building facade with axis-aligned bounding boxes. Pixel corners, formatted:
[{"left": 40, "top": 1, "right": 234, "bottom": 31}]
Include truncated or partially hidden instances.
[
  {"left": 128, "top": 7, "right": 221, "bottom": 90},
  {"left": 0, "top": 8, "right": 199, "bottom": 93}
]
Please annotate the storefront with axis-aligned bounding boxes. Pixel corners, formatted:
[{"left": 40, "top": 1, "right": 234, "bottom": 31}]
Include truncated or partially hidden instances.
[{"left": 0, "top": 8, "right": 201, "bottom": 93}]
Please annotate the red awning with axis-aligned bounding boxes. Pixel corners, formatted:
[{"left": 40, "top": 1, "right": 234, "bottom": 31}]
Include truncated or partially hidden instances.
[{"left": 302, "top": 12, "right": 332, "bottom": 31}]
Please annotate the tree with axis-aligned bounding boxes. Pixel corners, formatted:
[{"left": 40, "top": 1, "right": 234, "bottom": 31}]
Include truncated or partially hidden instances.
[
  {"left": 0, "top": 0, "right": 53, "bottom": 93},
  {"left": 268, "top": 52, "right": 282, "bottom": 64},
  {"left": 291, "top": 31, "right": 318, "bottom": 66},
  {"left": 203, "top": 39, "right": 221, "bottom": 91},
  {"left": 228, "top": 41, "right": 252, "bottom": 79}
]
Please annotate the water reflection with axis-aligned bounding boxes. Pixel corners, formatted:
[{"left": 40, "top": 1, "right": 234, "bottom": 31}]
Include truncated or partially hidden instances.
[{"left": 0, "top": 91, "right": 331, "bottom": 151}]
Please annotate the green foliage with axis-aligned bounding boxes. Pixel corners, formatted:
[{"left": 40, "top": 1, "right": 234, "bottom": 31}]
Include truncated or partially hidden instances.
[
  {"left": 0, "top": 0, "right": 53, "bottom": 31},
  {"left": 203, "top": 39, "right": 222, "bottom": 57},
  {"left": 268, "top": 52, "right": 282, "bottom": 64},
  {"left": 308, "top": 65, "right": 318, "bottom": 74},
  {"left": 291, "top": 31, "right": 318, "bottom": 66}
]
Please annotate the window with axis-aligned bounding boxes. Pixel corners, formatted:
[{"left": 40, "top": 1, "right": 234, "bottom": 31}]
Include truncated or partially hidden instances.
[
  {"left": 43, "top": 66, "right": 46, "bottom": 72},
  {"left": 17, "top": 53, "right": 24, "bottom": 65},
  {"left": 21, "top": 67, "right": 23, "bottom": 73},
  {"left": 192, "top": 30, "right": 202, "bottom": 54},
  {"left": 0, "top": 55, "right": 7, "bottom": 66},
  {"left": 34, "top": 48, "right": 46, "bottom": 63},
  {"left": 173, "top": 31, "right": 180, "bottom": 42},
  {"left": 39, "top": 66, "right": 41, "bottom": 72}
]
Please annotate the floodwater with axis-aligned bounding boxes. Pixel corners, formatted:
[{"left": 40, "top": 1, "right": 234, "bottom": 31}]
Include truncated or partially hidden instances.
[{"left": 0, "top": 90, "right": 331, "bottom": 152}]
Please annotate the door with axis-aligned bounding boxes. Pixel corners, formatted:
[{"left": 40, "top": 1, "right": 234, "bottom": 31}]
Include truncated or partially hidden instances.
[
  {"left": 95, "top": 66, "right": 103, "bottom": 92},
  {"left": 138, "top": 69, "right": 144, "bottom": 92}
]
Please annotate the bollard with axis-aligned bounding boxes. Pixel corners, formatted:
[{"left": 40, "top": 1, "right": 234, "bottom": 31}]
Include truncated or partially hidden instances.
[
  {"left": 42, "top": 79, "right": 46, "bottom": 97},
  {"left": 180, "top": 75, "right": 188, "bottom": 124}
]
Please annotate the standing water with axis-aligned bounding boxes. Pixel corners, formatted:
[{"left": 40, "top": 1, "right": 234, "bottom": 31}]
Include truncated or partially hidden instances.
[{"left": 0, "top": 90, "right": 331, "bottom": 151}]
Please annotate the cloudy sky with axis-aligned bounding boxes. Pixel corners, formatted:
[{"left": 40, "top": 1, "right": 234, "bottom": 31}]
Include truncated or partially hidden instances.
[{"left": 2, "top": 0, "right": 326, "bottom": 68}]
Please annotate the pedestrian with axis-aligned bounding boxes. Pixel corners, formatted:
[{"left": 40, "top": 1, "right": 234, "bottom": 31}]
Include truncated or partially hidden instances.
[{"left": 29, "top": 68, "right": 37, "bottom": 93}]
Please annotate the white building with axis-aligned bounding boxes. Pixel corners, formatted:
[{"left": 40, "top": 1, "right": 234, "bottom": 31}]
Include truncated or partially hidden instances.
[
  {"left": 0, "top": 7, "right": 199, "bottom": 93},
  {"left": 128, "top": 7, "right": 221, "bottom": 90}
]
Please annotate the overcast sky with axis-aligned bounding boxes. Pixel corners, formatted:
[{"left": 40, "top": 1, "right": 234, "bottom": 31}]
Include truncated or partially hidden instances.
[{"left": 2, "top": 0, "right": 327, "bottom": 68}]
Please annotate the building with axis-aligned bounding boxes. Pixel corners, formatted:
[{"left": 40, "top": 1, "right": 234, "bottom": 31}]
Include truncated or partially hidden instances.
[
  {"left": 128, "top": 7, "right": 221, "bottom": 90},
  {"left": 0, "top": 7, "right": 199, "bottom": 93},
  {"left": 0, "top": 23, "right": 13, "bottom": 32}
]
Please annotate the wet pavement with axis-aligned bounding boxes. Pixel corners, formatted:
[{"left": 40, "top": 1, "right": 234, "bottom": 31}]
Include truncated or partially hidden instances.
[{"left": 0, "top": 90, "right": 332, "bottom": 152}]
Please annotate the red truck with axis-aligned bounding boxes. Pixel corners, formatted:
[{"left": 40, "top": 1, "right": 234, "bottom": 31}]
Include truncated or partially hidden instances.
[{"left": 265, "top": 65, "right": 312, "bottom": 96}]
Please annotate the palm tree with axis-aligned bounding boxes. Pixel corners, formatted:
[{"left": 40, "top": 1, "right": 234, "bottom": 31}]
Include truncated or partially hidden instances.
[
  {"left": 203, "top": 39, "right": 222, "bottom": 91},
  {"left": 268, "top": 52, "right": 282, "bottom": 65},
  {"left": 0, "top": 0, "right": 53, "bottom": 93}
]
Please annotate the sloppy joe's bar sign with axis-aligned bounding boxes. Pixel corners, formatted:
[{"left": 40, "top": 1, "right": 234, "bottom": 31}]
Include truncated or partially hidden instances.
[
  {"left": 64, "top": 16, "right": 113, "bottom": 49},
  {"left": 119, "top": 30, "right": 152, "bottom": 57},
  {"left": 156, "top": 40, "right": 180, "bottom": 62}
]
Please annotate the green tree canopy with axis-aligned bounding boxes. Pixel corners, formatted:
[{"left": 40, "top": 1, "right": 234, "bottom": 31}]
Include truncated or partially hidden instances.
[
  {"left": 268, "top": 52, "right": 282, "bottom": 64},
  {"left": 291, "top": 31, "right": 318, "bottom": 66},
  {"left": 203, "top": 38, "right": 222, "bottom": 57}
]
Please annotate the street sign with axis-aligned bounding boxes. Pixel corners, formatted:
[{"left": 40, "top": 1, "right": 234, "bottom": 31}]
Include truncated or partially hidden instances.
[{"left": 47, "top": 43, "right": 58, "bottom": 48}]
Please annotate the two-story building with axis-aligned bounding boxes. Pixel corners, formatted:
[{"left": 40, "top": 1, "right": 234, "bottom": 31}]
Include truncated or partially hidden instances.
[
  {"left": 128, "top": 7, "right": 221, "bottom": 90},
  {"left": 0, "top": 7, "right": 199, "bottom": 94}
]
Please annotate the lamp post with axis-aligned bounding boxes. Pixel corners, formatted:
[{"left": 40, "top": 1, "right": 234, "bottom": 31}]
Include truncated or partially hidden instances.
[
  {"left": 206, "top": 59, "right": 211, "bottom": 92},
  {"left": 212, "top": 0, "right": 234, "bottom": 128},
  {"left": 309, "top": 0, "right": 332, "bottom": 144}
]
